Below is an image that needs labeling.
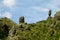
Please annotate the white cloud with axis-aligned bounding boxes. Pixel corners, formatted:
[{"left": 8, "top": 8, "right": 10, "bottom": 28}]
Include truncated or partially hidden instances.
[
  {"left": 3, "top": 12, "right": 12, "bottom": 18},
  {"left": 44, "top": 0, "right": 60, "bottom": 15},
  {"left": 0, "top": 12, "right": 12, "bottom": 18},
  {"left": 45, "top": 0, "right": 60, "bottom": 11},
  {"left": 2, "top": 0, "right": 15, "bottom": 8},
  {"left": 31, "top": 6, "right": 49, "bottom": 12},
  {"left": 0, "top": 13, "right": 1, "bottom": 17},
  {"left": 52, "top": 0, "right": 60, "bottom": 6}
]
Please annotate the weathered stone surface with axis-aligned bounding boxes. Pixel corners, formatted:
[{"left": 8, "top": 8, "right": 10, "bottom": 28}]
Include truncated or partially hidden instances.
[
  {"left": 7, "top": 25, "right": 16, "bottom": 40},
  {"left": 19, "top": 16, "right": 25, "bottom": 24},
  {"left": 48, "top": 10, "right": 51, "bottom": 17},
  {"left": 54, "top": 11, "right": 60, "bottom": 20}
]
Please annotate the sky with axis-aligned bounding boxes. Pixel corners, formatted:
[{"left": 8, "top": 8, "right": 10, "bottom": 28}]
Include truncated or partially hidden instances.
[{"left": 0, "top": 0, "right": 60, "bottom": 23}]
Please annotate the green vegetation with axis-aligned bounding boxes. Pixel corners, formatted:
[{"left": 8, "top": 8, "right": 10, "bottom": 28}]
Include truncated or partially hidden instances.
[{"left": 0, "top": 10, "right": 60, "bottom": 40}]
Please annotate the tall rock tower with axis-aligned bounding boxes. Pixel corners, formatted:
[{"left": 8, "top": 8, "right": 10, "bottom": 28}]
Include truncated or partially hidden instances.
[
  {"left": 47, "top": 10, "right": 52, "bottom": 20},
  {"left": 19, "top": 16, "right": 25, "bottom": 31},
  {"left": 19, "top": 16, "right": 25, "bottom": 24},
  {"left": 48, "top": 10, "right": 51, "bottom": 17},
  {"left": 47, "top": 10, "right": 52, "bottom": 26}
]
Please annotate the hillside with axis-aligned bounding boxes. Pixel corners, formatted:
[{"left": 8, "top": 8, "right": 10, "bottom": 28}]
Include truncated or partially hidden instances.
[
  {"left": 0, "top": 17, "right": 18, "bottom": 40},
  {"left": 0, "top": 10, "right": 60, "bottom": 40}
]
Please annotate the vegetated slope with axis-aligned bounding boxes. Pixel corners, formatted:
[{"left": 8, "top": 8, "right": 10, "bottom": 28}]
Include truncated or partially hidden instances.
[
  {"left": 0, "top": 17, "right": 18, "bottom": 39},
  {"left": 0, "top": 17, "right": 18, "bottom": 29},
  {"left": 0, "top": 11, "right": 60, "bottom": 40},
  {"left": 14, "top": 11, "right": 60, "bottom": 40}
]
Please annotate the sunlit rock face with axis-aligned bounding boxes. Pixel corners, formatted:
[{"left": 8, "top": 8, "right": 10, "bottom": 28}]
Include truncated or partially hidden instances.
[{"left": 54, "top": 11, "right": 60, "bottom": 20}]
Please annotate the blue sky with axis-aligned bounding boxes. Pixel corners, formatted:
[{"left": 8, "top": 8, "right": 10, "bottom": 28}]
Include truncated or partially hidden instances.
[{"left": 0, "top": 0, "right": 60, "bottom": 23}]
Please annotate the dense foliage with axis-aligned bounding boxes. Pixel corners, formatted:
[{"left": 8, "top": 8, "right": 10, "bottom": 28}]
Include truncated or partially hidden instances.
[{"left": 0, "top": 11, "right": 60, "bottom": 40}]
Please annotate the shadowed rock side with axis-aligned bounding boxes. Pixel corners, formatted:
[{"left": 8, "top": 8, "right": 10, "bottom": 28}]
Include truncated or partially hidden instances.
[{"left": 0, "top": 10, "right": 60, "bottom": 40}]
